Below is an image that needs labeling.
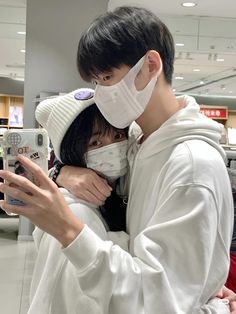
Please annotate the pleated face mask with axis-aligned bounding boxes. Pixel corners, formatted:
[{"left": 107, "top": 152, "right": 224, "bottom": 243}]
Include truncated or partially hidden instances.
[
  {"left": 85, "top": 139, "right": 128, "bottom": 182},
  {"left": 94, "top": 55, "right": 163, "bottom": 129}
]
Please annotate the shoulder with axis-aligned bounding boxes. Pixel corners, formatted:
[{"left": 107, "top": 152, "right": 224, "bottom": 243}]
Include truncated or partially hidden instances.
[
  {"left": 166, "top": 139, "right": 228, "bottom": 190},
  {"left": 171, "top": 140, "right": 224, "bottom": 165}
]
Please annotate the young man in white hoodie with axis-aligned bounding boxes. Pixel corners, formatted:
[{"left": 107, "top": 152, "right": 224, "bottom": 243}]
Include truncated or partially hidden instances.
[{"left": 0, "top": 5, "right": 235, "bottom": 314}]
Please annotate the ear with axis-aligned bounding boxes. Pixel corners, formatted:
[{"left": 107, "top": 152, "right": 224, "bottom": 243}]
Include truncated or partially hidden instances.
[{"left": 145, "top": 50, "right": 162, "bottom": 78}]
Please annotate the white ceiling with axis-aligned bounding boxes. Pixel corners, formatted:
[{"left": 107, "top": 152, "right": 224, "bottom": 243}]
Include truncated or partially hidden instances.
[
  {"left": 1, "top": 0, "right": 236, "bottom": 97},
  {"left": 0, "top": 0, "right": 26, "bottom": 81}
]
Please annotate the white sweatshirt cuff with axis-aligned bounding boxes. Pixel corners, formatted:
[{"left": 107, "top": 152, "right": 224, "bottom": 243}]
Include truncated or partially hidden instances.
[{"left": 62, "top": 224, "right": 103, "bottom": 271}]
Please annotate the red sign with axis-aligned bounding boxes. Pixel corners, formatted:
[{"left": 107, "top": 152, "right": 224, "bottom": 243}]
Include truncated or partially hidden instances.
[{"left": 200, "top": 106, "right": 228, "bottom": 120}]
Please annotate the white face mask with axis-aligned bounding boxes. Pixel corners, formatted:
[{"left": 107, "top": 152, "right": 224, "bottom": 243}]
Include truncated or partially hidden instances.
[
  {"left": 94, "top": 55, "right": 162, "bottom": 128},
  {"left": 85, "top": 140, "right": 128, "bottom": 182}
]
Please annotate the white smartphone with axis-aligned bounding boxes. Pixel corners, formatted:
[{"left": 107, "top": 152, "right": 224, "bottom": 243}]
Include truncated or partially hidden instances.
[{"left": 2, "top": 129, "right": 49, "bottom": 208}]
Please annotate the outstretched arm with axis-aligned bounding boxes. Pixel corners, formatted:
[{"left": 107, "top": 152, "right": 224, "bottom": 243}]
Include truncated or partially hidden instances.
[{"left": 0, "top": 155, "right": 83, "bottom": 247}]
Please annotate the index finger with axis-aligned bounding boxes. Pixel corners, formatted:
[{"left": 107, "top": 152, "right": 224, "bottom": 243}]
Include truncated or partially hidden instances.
[
  {"left": 16, "top": 154, "right": 50, "bottom": 186},
  {"left": 93, "top": 177, "right": 112, "bottom": 197},
  {"left": 229, "top": 301, "right": 236, "bottom": 313}
]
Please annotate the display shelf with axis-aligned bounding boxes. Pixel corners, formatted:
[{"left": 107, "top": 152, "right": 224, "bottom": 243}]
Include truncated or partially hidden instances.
[
  {"left": 199, "top": 104, "right": 236, "bottom": 147},
  {"left": 0, "top": 94, "right": 23, "bottom": 129}
]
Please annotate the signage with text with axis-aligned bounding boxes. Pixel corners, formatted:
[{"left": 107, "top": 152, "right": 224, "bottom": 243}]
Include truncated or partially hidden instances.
[{"left": 200, "top": 106, "right": 228, "bottom": 120}]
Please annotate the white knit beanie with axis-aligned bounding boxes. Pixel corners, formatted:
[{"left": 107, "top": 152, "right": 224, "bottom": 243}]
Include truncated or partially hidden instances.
[{"left": 35, "top": 88, "right": 95, "bottom": 161}]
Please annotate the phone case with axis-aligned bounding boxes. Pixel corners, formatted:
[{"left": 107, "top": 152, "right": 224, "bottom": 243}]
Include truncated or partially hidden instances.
[{"left": 2, "top": 128, "right": 49, "bottom": 206}]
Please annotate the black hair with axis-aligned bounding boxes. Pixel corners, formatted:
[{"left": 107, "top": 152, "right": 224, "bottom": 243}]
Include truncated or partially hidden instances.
[
  {"left": 60, "top": 103, "right": 128, "bottom": 232},
  {"left": 77, "top": 6, "right": 175, "bottom": 84},
  {"left": 60, "top": 103, "right": 128, "bottom": 166}
]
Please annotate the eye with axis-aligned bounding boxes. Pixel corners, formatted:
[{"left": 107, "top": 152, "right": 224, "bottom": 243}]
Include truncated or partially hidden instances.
[
  {"left": 102, "top": 74, "right": 112, "bottom": 81},
  {"left": 88, "top": 139, "right": 102, "bottom": 150},
  {"left": 114, "top": 131, "right": 126, "bottom": 141}
]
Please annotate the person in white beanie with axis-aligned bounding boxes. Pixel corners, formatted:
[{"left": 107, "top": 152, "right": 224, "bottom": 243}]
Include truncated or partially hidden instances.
[{"left": 26, "top": 88, "right": 130, "bottom": 313}]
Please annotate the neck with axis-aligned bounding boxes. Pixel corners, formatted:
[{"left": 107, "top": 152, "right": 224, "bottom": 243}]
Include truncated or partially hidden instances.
[{"left": 136, "top": 83, "right": 182, "bottom": 141}]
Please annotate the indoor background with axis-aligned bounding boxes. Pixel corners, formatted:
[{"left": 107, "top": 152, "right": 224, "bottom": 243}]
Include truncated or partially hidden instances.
[{"left": 0, "top": 0, "right": 236, "bottom": 313}]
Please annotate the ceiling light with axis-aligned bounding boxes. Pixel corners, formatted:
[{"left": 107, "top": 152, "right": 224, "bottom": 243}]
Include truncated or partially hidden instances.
[
  {"left": 176, "top": 43, "right": 184, "bottom": 47},
  {"left": 17, "top": 31, "right": 26, "bottom": 35},
  {"left": 193, "top": 69, "right": 200, "bottom": 72},
  {"left": 175, "top": 76, "right": 184, "bottom": 80},
  {"left": 182, "top": 2, "right": 197, "bottom": 7},
  {"left": 173, "top": 88, "right": 176, "bottom": 92},
  {"left": 20, "top": 49, "right": 26, "bottom": 53},
  {"left": 216, "top": 58, "right": 224, "bottom": 62},
  {"left": 200, "top": 80, "right": 204, "bottom": 85}
]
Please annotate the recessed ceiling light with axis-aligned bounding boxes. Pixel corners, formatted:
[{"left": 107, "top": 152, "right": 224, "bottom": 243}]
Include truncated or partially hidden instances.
[
  {"left": 200, "top": 80, "right": 205, "bottom": 85},
  {"left": 20, "top": 49, "right": 26, "bottom": 53},
  {"left": 176, "top": 43, "right": 185, "bottom": 47},
  {"left": 173, "top": 88, "right": 176, "bottom": 92},
  {"left": 175, "top": 76, "right": 184, "bottom": 80},
  {"left": 17, "top": 31, "right": 26, "bottom": 35},
  {"left": 182, "top": 2, "right": 197, "bottom": 7},
  {"left": 216, "top": 58, "right": 224, "bottom": 62},
  {"left": 193, "top": 69, "right": 200, "bottom": 72}
]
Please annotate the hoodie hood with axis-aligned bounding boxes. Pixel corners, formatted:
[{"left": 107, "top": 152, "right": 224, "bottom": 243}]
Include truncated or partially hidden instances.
[{"left": 137, "top": 95, "right": 226, "bottom": 161}]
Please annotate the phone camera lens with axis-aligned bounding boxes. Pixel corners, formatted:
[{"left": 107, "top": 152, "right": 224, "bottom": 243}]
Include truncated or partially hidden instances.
[{"left": 37, "top": 134, "right": 43, "bottom": 146}]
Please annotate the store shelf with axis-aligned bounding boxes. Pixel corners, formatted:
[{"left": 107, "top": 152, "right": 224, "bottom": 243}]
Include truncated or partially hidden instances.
[{"left": 0, "top": 94, "right": 24, "bottom": 129}]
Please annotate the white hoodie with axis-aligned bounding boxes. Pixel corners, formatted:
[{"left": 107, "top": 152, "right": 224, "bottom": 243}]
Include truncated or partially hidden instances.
[
  {"left": 60, "top": 95, "right": 233, "bottom": 313},
  {"left": 28, "top": 190, "right": 129, "bottom": 314},
  {"left": 28, "top": 95, "right": 233, "bottom": 314}
]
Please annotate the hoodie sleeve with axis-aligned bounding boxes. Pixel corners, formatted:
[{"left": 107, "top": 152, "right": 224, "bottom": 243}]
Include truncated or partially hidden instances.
[{"left": 62, "top": 183, "right": 230, "bottom": 314}]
